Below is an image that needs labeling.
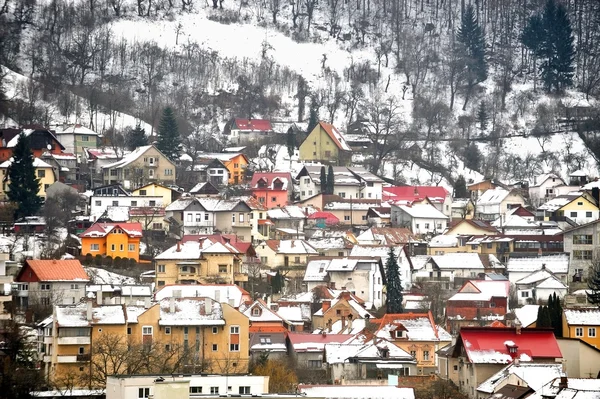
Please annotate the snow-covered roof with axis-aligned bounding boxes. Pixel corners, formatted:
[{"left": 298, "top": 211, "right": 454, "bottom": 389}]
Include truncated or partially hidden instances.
[
  {"left": 304, "top": 257, "right": 380, "bottom": 282},
  {"left": 264, "top": 239, "right": 317, "bottom": 255},
  {"left": 429, "top": 234, "right": 459, "bottom": 248},
  {"left": 538, "top": 194, "right": 581, "bottom": 212},
  {"left": 243, "top": 300, "right": 285, "bottom": 323},
  {"left": 514, "top": 305, "right": 540, "bottom": 328},
  {"left": 102, "top": 145, "right": 154, "bottom": 169},
  {"left": 0, "top": 157, "right": 53, "bottom": 169},
  {"left": 376, "top": 314, "right": 441, "bottom": 342},
  {"left": 563, "top": 308, "right": 600, "bottom": 326},
  {"left": 57, "top": 124, "right": 99, "bottom": 136},
  {"left": 506, "top": 254, "right": 569, "bottom": 274},
  {"left": 306, "top": 237, "right": 347, "bottom": 250},
  {"left": 276, "top": 306, "right": 305, "bottom": 324},
  {"left": 298, "top": 386, "right": 414, "bottom": 399},
  {"left": 477, "top": 363, "right": 563, "bottom": 394},
  {"left": 325, "top": 339, "right": 414, "bottom": 364},
  {"left": 477, "top": 188, "right": 512, "bottom": 205},
  {"left": 449, "top": 280, "right": 510, "bottom": 302},
  {"left": 155, "top": 239, "right": 238, "bottom": 260},
  {"left": 396, "top": 203, "right": 448, "bottom": 219},
  {"left": 267, "top": 205, "right": 306, "bottom": 219},
  {"left": 154, "top": 284, "right": 248, "bottom": 308},
  {"left": 55, "top": 304, "right": 90, "bottom": 327},
  {"left": 158, "top": 297, "right": 225, "bottom": 326},
  {"left": 431, "top": 253, "right": 485, "bottom": 269},
  {"left": 165, "top": 197, "right": 197, "bottom": 211}
]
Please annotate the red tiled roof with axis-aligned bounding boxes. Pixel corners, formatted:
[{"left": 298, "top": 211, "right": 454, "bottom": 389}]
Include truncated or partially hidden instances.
[
  {"left": 250, "top": 172, "right": 292, "bottom": 189},
  {"left": 80, "top": 222, "right": 143, "bottom": 238},
  {"left": 458, "top": 327, "right": 562, "bottom": 362},
  {"left": 318, "top": 121, "right": 351, "bottom": 151},
  {"left": 374, "top": 312, "right": 439, "bottom": 339},
  {"left": 383, "top": 186, "right": 449, "bottom": 202},
  {"left": 488, "top": 320, "right": 506, "bottom": 328},
  {"left": 18, "top": 260, "right": 89, "bottom": 282},
  {"left": 308, "top": 211, "right": 339, "bottom": 224},
  {"left": 235, "top": 119, "right": 273, "bottom": 131},
  {"left": 128, "top": 207, "right": 166, "bottom": 217}
]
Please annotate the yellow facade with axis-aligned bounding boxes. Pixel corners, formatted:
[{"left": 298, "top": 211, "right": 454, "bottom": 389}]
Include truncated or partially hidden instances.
[
  {"left": 562, "top": 313, "right": 600, "bottom": 349},
  {"left": 132, "top": 183, "right": 175, "bottom": 207},
  {"left": 445, "top": 220, "right": 498, "bottom": 236},
  {"left": 155, "top": 251, "right": 243, "bottom": 287},
  {"left": 553, "top": 196, "right": 599, "bottom": 220},
  {"left": 427, "top": 239, "right": 513, "bottom": 256},
  {"left": 80, "top": 227, "right": 141, "bottom": 262},
  {"left": 0, "top": 161, "right": 56, "bottom": 200},
  {"left": 298, "top": 122, "right": 349, "bottom": 165}
]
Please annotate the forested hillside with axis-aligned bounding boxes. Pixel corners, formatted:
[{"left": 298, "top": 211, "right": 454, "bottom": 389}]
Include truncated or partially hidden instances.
[{"left": 1, "top": 0, "right": 600, "bottom": 186}]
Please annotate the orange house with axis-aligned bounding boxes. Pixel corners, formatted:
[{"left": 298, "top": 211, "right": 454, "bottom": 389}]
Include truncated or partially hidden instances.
[
  {"left": 80, "top": 222, "right": 143, "bottom": 261},
  {"left": 198, "top": 152, "right": 250, "bottom": 184},
  {"left": 0, "top": 127, "right": 65, "bottom": 162},
  {"left": 250, "top": 172, "right": 292, "bottom": 209}
]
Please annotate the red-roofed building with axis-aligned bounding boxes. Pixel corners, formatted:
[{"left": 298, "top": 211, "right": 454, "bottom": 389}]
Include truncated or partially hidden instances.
[
  {"left": 250, "top": 172, "right": 293, "bottom": 209},
  {"left": 448, "top": 327, "right": 562, "bottom": 398},
  {"left": 14, "top": 260, "right": 89, "bottom": 310},
  {"left": 0, "top": 127, "right": 65, "bottom": 162},
  {"left": 383, "top": 186, "right": 452, "bottom": 218},
  {"left": 225, "top": 118, "right": 274, "bottom": 145},
  {"left": 307, "top": 211, "right": 340, "bottom": 228},
  {"left": 299, "top": 121, "right": 352, "bottom": 166},
  {"left": 80, "top": 222, "right": 143, "bottom": 261}
]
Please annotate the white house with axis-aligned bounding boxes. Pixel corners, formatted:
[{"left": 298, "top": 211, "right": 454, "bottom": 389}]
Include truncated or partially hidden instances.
[
  {"left": 390, "top": 203, "right": 448, "bottom": 235},
  {"left": 506, "top": 254, "right": 570, "bottom": 284},
  {"left": 514, "top": 267, "right": 568, "bottom": 305},
  {"left": 528, "top": 173, "right": 566, "bottom": 205},
  {"left": 304, "top": 257, "right": 385, "bottom": 308},
  {"left": 350, "top": 245, "right": 413, "bottom": 290},
  {"left": 296, "top": 165, "right": 384, "bottom": 201},
  {"left": 475, "top": 188, "right": 526, "bottom": 221},
  {"left": 90, "top": 195, "right": 163, "bottom": 221},
  {"left": 412, "top": 253, "right": 486, "bottom": 286}
]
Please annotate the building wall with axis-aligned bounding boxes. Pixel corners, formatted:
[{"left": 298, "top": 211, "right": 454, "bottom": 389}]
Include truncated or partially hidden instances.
[
  {"left": 299, "top": 125, "right": 340, "bottom": 163},
  {"left": 392, "top": 340, "right": 443, "bottom": 374},
  {"left": 0, "top": 165, "right": 56, "bottom": 200},
  {"left": 214, "top": 210, "right": 252, "bottom": 241},
  {"left": 132, "top": 184, "right": 174, "bottom": 207},
  {"left": 103, "top": 147, "right": 176, "bottom": 189},
  {"left": 562, "top": 320, "right": 600, "bottom": 349},
  {"left": 252, "top": 189, "right": 289, "bottom": 209},
  {"left": 563, "top": 223, "right": 600, "bottom": 282},
  {"left": 221, "top": 155, "right": 248, "bottom": 184},
  {"left": 81, "top": 234, "right": 140, "bottom": 262},
  {"left": 90, "top": 195, "right": 163, "bottom": 220},
  {"left": 155, "top": 253, "right": 240, "bottom": 286},
  {"left": 557, "top": 197, "right": 599, "bottom": 225},
  {"left": 557, "top": 338, "right": 600, "bottom": 378}
]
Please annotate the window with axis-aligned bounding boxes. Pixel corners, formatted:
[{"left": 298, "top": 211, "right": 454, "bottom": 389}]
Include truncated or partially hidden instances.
[
  {"left": 143, "top": 326, "right": 153, "bottom": 335},
  {"left": 120, "top": 244, "right": 124, "bottom": 251},
  {"left": 271, "top": 197, "right": 276, "bottom": 202},
  {"left": 232, "top": 214, "right": 236, "bottom": 223},
  {"left": 71, "top": 284, "right": 79, "bottom": 289},
  {"left": 212, "top": 344, "right": 218, "bottom": 351},
  {"left": 219, "top": 265, "right": 227, "bottom": 273},
  {"left": 570, "top": 211, "right": 577, "bottom": 217},
  {"left": 127, "top": 327, "right": 131, "bottom": 335},
  {"left": 239, "top": 387, "right": 251, "bottom": 394},
  {"left": 210, "top": 387, "right": 219, "bottom": 394},
  {"left": 212, "top": 327, "right": 218, "bottom": 334},
  {"left": 410, "top": 350, "right": 416, "bottom": 358},
  {"left": 239, "top": 213, "right": 245, "bottom": 223},
  {"left": 158, "top": 264, "right": 166, "bottom": 273},
  {"left": 138, "top": 388, "right": 150, "bottom": 398},
  {"left": 573, "top": 234, "right": 593, "bottom": 245},
  {"left": 149, "top": 200, "right": 156, "bottom": 206},
  {"left": 111, "top": 244, "right": 115, "bottom": 251},
  {"left": 190, "top": 387, "right": 202, "bottom": 394},
  {"left": 573, "top": 250, "right": 593, "bottom": 260},
  {"left": 344, "top": 215, "right": 350, "bottom": 221},
  {"left": 521, "top": 291, "right": 530, "bottom": 298},
  {"left": 587, "top": 211, "right": 593, "bottom": 217},
  {"left": 308, "top": 360, "right": 322, "bottom": 368},
  {"left": 325, "top": 150, "right": 331, "bottom": 157},
  {"left": 576, "top": 327, "right": 584, "bottom": 337},
  {"left": 38, "top": 170, "right": 46, "bottom": 178},
  {"left": 339, "top": 192, "right": 346, "bottom": 198},
  {"left": 204, "top": 213, "right": 209, "bottom": 221},
  {"left": 165, "top": 169, "right": 173, "bottom": 176},
  {"left": 425, "top": 223, "right": 430, "bottom": 229},
  {"left": 129, "top": 244, "right": 135, "bottom": 251},
  {"left": 90, "top": 244, "right": 99, "bottom": 251},
  {"left": 589, "top": 328, "right": 597, "bottom": 337},
  {"left": 230, "top": 325, "right": 240, "bottom": 351},
  {"left": 252, "top": 307, "right": 261, "bottom": 316},
  {"left": 139, "top": 189, "right": 147, "bottom": 195},
  {"left": 95, "top": 200, "right": 101, "bottom": 206},
  {"left": 41, "top": 283, "right": 50, "bottom": 290},
  {"left": 423, "top": 350, "right": 430, "bottom": 361},
  {"left": 149, "top": 169, "right": 154, "bottom": 178},
  {"left": 295, "top": 256, "right": 300, "bottom": 263},
  {"left": 165, "top": 327, "right": 171, "bottom": 335}
]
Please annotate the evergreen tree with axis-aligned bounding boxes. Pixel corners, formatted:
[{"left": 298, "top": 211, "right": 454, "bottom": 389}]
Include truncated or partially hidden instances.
[
  {"left": 385, "top": 247, "right": 404, "bottom": 314},
  {"left": 126, "top": 124, "right": 148, "bottom": 151},
  {"left": 453, "top": 175, "right": 468, "bottom": 198},
  {"left": 536, "top": 305, "right": 552, "bottom": 328},
  {"left": 552, "top": 3, "right": 575, "bottom": 91},
  {"left": 588, "top": 261, "right": 600, "bottom": 306},
  {"left": 477, "top": 101, "right": 488, "bottom": 131},
  {"left": 320, "top": 166, "right": 327, "bottom": 194},
  {"left": 7, "top": 134, "right": 42, "bottom": 220},
  {"left": 307, "top": 96, "right": 319, "bottom": 133},
  {"left": 286, "top": 127, "right": 295, "bottom": 159},
  {"left": 326, "top": 165, "right": 335, "bottom": 195},
  {"left": 457, "top": 4, "right": 487, "bottom": 110},
  {"left": 156, "top": 107, "right": 182, "bottom": 161}
]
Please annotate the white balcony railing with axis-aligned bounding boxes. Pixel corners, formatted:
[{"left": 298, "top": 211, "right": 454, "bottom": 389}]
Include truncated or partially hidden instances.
[{"left": 57, "top": 336, "right": 91, "bottom": 345}]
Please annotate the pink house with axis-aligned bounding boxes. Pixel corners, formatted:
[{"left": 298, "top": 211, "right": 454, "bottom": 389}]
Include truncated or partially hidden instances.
[{"left": 250, "top": 172, "right": 292, "bottom": 209}]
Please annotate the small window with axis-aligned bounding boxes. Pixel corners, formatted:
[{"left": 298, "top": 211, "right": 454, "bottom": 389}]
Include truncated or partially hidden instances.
[
  {"left": 589, "top": 328, "right": 596, "bottom": 337},
  {"left": 190, "top": 387, "right": 202, "bottom": 394},
  {"left": 129, "top": 244, "right": 135, "bottom": 251},
  {"left": 142, "top": 326, "right": 153, "bottom": 335},
  {"left": 38, "top": 170, "right": 46, "bottom": 178},
  {"left": 212, "top": 344, "right": 218, "bottom": 351},
  {"left": 120, "top": 244, "right": 124, "bottom": 251},
  {"left": 127, "top": 327, "right": 131, "bottom": 335},
  {"left": 576, "top": 327, "right": 583, "bottom": 337},
  {"left": 210, "top": 387, "right": 219, "bottom": 394},
  {"left": 90, "top": 244, "right": 99, "bottom": 251},
  {"left": 95, "top": 200, "right": 101, "bottom": 206},
  {"left": 212, "top": 327, "right": 218, "bottom": 334},
  {"left": 219, "top": 265, "right": 227, "bottom": 273},
  {"left": 131, "top": 200, "right": 138, "bottom": 206},
  {"left": 165, "top": 327, "right": 171, "bottom": 335},
  {"left": 112, "top": 200, "right": 119, "bottom": 206},
  {"left": 158, "top": 264, "right": 166, "bottom": 273},
  {"left": 586, "top": 211, "right": 593, "bottom": 217},
  {"left": 111, "top": 244, "right": 115, "bottom": 251},
  {"left": 570, "top": 211, "right": 577, "bottom": 217},
  {"left": 252, "top": 307, "right": 261, "bottom": 316},
  {"left": 139, "top": 190, "right": 147, "bottom": 195},
  {"left": 423, "top": 350, "right": 430, "bottom": 361},
  {"left": 239, "top": 387, "right": 251, "bottom": 394},
  {"left": 138, "top": 388, "right": 150, "bottom": 398}
]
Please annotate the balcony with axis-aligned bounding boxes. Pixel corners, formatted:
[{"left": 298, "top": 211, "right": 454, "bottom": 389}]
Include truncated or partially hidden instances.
[
  {"left": 234, "top": 273, "right": 248, "bottom": 282},
  {"left": 77, "top": 354, "right": 91, "bottom": 362},
  {"left": 184, "top": 221, "right": 214, "bottom": 228},
  {"left": 56, "top": 355, "right": 78, "bottom": 363},
  {"left": 57, "top": 336, "right": 91, "bottom": 345}
]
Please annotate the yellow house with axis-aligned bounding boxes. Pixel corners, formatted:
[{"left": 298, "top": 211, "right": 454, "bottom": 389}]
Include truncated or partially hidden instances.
[
  {"left": 102, "top": 145, "right": 177, "bottom": 189},
  {"left": 154, "top": 238, "right": 246, "bottom": 288},
  {"left": 538, "top": 193, "right": 599, "bottom": 225},
  {"left": 254, "top": 239, "right": 318, "bottom": 270},
  {"left": 428, "top": 234, "right": 513, "bottom": 256},
  {"left": 299, "top": 121, "right": 352, "bottom": 165},
  {"left": 562, "top": 308, "right": 600, "bottom": 349},
  {"left": 0, "top": 157, "right": 56, "bottom": 200},
  {"left": 132, "top": 182, "right": 179, "bottom": 207},
  {"left": 45, "top": 299, "right": 250, "bottom": 388},
  {"left": 444, "top": 219, "right": 499, "bottom": 236}
]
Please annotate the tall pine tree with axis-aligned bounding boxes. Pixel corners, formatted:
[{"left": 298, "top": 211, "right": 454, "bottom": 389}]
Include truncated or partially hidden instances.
[
  {"left": 552, "top": 3, "right": 575, "bottom": 91},
  {"left": 320, "top": 166, "right": 327, "bottom": 194},
  {"left": 8, "top": 133, "right": 42, "bottom": 220},
  {"left": 156, "top": 107, "right": 182, "bottom": 161},
  {"left": 385, "top": 247, "right": 403, "bottom": 314},
  {"left": 126, "top": 124, "right": 148, "bottom": 151},
  {"left": 588, "top": 261, "right": 600, "bottom": 306},
  {"left": 326, "top": 165, "right": 335, "bottom": 195},
  {"left": 457, "top": 4, "right": 487, "bottom": 110}
]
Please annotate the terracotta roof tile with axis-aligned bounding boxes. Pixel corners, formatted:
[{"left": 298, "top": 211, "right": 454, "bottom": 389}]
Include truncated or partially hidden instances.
[{"left": 21, "top": 259, "right": 89, "bottom": 282}]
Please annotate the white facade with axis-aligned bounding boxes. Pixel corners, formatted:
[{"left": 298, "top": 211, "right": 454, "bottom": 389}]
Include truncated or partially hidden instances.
[
  {"left": 528, "top": 174, "right": 565, "bottom": 205},
  {"left": 16, "top": 281, "right": 86, "bottom": 308},
  {"left": 391, "top": 204, "right": 448, "bottom": 235},
  {"left": 476, "top": 189, "right": 526, "bottom": 221},
  {"left": 181, "top": 208, "right": 215, "bottom": 235},
  {"left": 106, "top": 374, "right": 269, "bottom": 399},
  {"left": 90, "top": 195, "right": 163, "bottom": 220}
]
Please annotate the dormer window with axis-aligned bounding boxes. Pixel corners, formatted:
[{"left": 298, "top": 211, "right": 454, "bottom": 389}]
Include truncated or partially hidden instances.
[
  {"left": 252, "top": 307, "right": 261, "bottom": 317},
  {"left": 394, "top": 330, "right": 406, "bottom": 339},
  {"left": 257, "top": 178, "right": 267, "bottom": 188}
]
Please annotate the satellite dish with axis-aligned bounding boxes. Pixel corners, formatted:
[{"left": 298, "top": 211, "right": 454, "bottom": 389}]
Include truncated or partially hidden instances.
[{"left": 47, "top": 144, "right": 52, "bottom": 150}]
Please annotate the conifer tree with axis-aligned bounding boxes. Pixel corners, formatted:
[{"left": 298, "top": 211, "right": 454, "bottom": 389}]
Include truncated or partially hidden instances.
[
  {"left": 126, "top": 124, "right": 148, "bottom": 151},
  {"left": 156, "top": 107, "right": 182, "bottom": 161},
  {"left": 536, "top": 305, "right": 552, "bottom": 328},
  {"left": 477, "top": 101, "right": 488, "bottom": 131},
  {"left": 385, "top": 247, "right": 403, "bottom": 314},
  {"left": 457, "top": 4, "right": 487, "bottom": 110},
  {"left": 307, "top": 96, "right": 319, "bottom": 133},
  {"left": 326, "top": 165, "right": 335, "bottom": 195},
  {"left": 286, "top": 127, "right": 295, "bottom": 159},
  {"left": 453, "top": 175, "right": 468, "bottom": 198},
  {"left": 320, "top": 166, "right": 327, "bottom": 194},
  {"left": 588, "top": 261, "right": 600, "bottom": 306},
  {"left": 551, "top": 3, "right": 575, "bottom": 91},
  {"left": 8, "top": 133, "right": 42, "bottom": 220}
]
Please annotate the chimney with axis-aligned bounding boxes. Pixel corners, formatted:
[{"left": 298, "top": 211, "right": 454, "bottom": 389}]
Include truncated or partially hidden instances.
[
  {"left": 199, "top": 237, "right": 206, "bottom": 248},
  {"left": 144, "top": 297, "right": 151, "bottom": 309},
  {"left": 322, "top": 300, "right": 331, "bottom": 312},
  {"left": 558, "top": 376, "right": 568, "bottom": 390},
  {"left": 347, "top": 316, "right": 353, "bottom": 331},
  {"left": 176, "top": 241, "right": 181, "bottom": 252},
  {"left": 169, "top": 296, "right": 175, "bottom": 313},
  {"left": 86, "top": 301, "right": 93, "bottom": 321},
  {"left": 205, "top": 299, "right": 212, "bottom": 315},
  {"left": 341, "top": 315, "right": 346, "bottom": 330}
]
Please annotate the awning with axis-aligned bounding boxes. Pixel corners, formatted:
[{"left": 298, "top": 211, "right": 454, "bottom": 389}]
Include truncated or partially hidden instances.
[{"left": 258, "top": 219, "right": 273, "bottom": 225}]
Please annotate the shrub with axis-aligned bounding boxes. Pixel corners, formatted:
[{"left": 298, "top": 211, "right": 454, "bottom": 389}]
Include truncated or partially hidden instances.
[{"left": 94, "top": 254, "right": 103, "bottom": 266}]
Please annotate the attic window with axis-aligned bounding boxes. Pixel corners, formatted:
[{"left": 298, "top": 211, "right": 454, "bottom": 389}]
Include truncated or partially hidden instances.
[
  {"left": 252, "top": 307, "right": 261, "bottom": 317},
  {"left": 394, "top": 330, "right": 405, "bottom": 339}
]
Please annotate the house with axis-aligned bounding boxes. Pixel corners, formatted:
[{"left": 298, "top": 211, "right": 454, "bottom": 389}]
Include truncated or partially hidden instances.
[
  {"left": 514, "top": 267, "right": 568, "bottom": 305},
  {"left": 451, "top": 198, "right": 475, "bottom": 219},
  {"left": 529, "top": 173, "right": 567, "bottom": 205},
  {"left": 83, "top": 147, "right": 124, "bottom": 184},
  {"left": 355, "top": 227, "right": 416, "bottom": 246},
  {"left": 467, "top": 179, "right": 506, "bottom": 200},
  {"left": 184, "top": 158, "right": 229, "bottom": 187},
  {"left": 514, "top": 304, "right": 540, "bottom": 328},
  {"left": 312, "top": 292, "right": 374, "bottom": 333},
  {"left": 266, "top": 205, "right": 308, "bottom": 234},
  {"left": 243, "top": 299, "right": 287, "bottom": 331},
  {"left": 0, "top": 157, "right": 56, "bottom": 200},
  {"left": 196, "top": 152, "right": 249, "bottom": 184},
  {"left": 325, "top": 338, "right": 417, "bottom": 382},
  {"left": 298, "top": 121, "right": 352, "bottom": 165},
  {"left": 286, "top": 333, "right": 353, "bottom": 376},
  {"left": 296, "top": 165, "right": 384, "bottom": 201},
  {"left": 391, "top": 203, "right": 449, "bottom": 235},
  {"left": 224, "top": 118, "right": 274, "bottom": 144},
  {"left": 0, "top": 127, "right": 65, "bottom": 162},
  {"left": 80, "top": 222, "right": 143, "bottom": 262},
  {"left": 298, "top": 385, "right": 416, "bottom": 399},
  {"left": 255, "top": 239, "right": 318, "bottom": 270},
  {"left": 154, "top": 238, "right": 245, "bottom": 287},
  {"left": 307, "top": 211, "right": 340, "bottom": 229},
  {"left": 250, "top": 172, "right": 292, "bottom": 209},
  {"left": 384, "top": 185, "right": 453, "bottom": 217},
  {"left": 131, "top": 182, "right": 179, "bottom": 206},
  {"left": 324, "top": 198, "right": 382, "bottom": 226},
  {"left": 55, "top": 124, "right": 100, "bottom": 160},
  {"left": 448, "top": 327, "right": 563, "bottom": 398},
  {"left": 476, "top": 363, "right": 563, "bottom": 399},
  {"left": 562, "top": 308, "right": 600, "bottom": 349},
  {"left": 373, "top": 312, "right": 452, "bottom": 375},
  {"left": 537, "top": 192, "right": 599, "bottom": 225},
  {"left": 102, "top": 145, "right": 176, "bottom": 189},
  {"left": 14, "top": 259, "right": 89, "bottom": 310},
  {"left": 40, "top": 151, "right": 78, "bottom": 184},
  {"left": 412, "top": 253, "right": 487, "bottom": 288},
  {"left": 365, "top": 206, "right": 392, "bottom": 226},
  {"left": 528, "top": 377, "right": 600, "bottom": 399},
  {"left": 92, "top": 183, "right": 129, "bottom": 197},
  {"left": 563, "top": 219, "right": 600, "bottom": 282},
  {"left": 446, "top": 280, "right": 510, "bottom": 333},
  {"left": 189, "top": 181, "right": 221, "bottom": 197},
  {"left": 303, "top": 257, "right": 385, "bottom": 308},
  {"left": 349, "top": 245, "right": 413, "bottom": 290},
  {"left": 556, "top": 337, "right": 600, "bottom": 378},
  {"left": 307, "top": 233, "right": 353, "bottom": 257},
  {"left": 242, "top": 301, "right": 289, "bottom": 361},
  {"left": 89, "top": 194, "right": 163, "bottom": 221},
  {"left": 475, "top": 188, "right": 526, "bottom": 221},
  {"left": 445, "top": 219, "right": 499, "bottom": 236},
  {"left": 0, "top": 253, "right": 14, "bottom": 319},
  {"left": 506, "top": 254, "right": 570, "bottom": 284},
  {"left": 154, "top": 284, "right": 252, "bottom": 309}
]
